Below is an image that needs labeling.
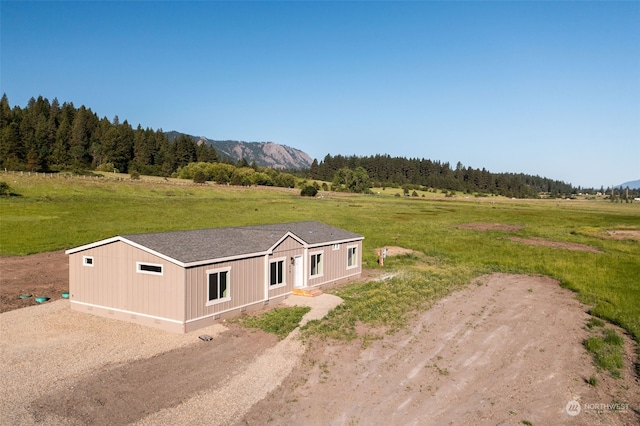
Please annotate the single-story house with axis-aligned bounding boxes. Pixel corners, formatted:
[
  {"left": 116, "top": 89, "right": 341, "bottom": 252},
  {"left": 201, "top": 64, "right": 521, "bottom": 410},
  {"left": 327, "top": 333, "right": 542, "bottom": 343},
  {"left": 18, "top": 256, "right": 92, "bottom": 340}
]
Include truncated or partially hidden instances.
[{"left": 65, "top": 221, "right": 364, "bottom": 333}]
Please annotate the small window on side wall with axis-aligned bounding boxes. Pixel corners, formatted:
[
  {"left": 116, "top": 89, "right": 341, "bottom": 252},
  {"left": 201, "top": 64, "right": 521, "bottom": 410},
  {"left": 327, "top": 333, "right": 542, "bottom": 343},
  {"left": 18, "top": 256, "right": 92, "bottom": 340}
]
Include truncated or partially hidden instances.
[
  {"left": 208, "top": 269, "right": 230, "bottom": 303},
  {"left": 83, "top": 256, "right": 94, "bottom": 267},
  {"left": 136, "top": 262, "right": 163, "bottom": 275},
  {"left": 270, "top": 259, "right": 284, "bottom": 286},
  {"left": 347, "top": 246, "right": 358, "bottom": 268},
  {"left": 310, "top": 252, "right": 323, "bottom": 276}
]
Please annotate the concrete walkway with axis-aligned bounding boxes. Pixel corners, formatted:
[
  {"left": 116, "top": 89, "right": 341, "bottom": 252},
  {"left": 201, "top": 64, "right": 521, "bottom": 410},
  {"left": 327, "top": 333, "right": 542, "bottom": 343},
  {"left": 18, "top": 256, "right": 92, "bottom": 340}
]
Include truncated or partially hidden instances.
[{"left": 283, "top": 293, "right": 344, "bottom": 326}]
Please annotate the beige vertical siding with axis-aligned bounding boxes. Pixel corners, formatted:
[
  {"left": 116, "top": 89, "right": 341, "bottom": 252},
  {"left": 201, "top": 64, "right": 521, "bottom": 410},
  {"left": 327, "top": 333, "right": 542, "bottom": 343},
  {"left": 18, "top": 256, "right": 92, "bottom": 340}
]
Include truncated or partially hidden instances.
[
  {"left": 69, "top": 241, "right": 184, "bottom": 322},
  {"left": 185, "top": 255, "right": 266, "bottom": 322},
  {"left": 268, "top": 236, "right": 304, "bottom": 298},
  {"left": 308, "top": 240, "right": 362, "bottom": 287}
]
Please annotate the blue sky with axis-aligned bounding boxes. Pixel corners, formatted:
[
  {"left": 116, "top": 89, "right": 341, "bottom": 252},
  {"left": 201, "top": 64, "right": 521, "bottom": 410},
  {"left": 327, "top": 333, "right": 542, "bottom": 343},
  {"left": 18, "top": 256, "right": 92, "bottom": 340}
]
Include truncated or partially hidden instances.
[{"left": 1, "top": 1, "right": 638, "bottom": 188}]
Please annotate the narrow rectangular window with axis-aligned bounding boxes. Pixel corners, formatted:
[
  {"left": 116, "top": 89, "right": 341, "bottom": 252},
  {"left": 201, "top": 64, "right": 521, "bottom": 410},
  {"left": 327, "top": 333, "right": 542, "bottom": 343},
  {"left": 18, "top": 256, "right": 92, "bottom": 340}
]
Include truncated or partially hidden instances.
[
  {"left": 270, "top": 260, "right": 284, "bottom": 286},
  {"left": 136, "top": 262, "right": 163, "bottom": 275},
  {"left": 310, "top": 253, "right": 323, "bottom": 276},
  {"left": 83, "top": 256, "right": 94, "bottom": 267},
  {"left": 208, "top": 270, "right": 230, "bottom": 302},
  {"left": 347, "top": 246, "right": 357, "bottom": 268},
  {"left": 332, "top": 243, "right": 340, "bottom": 250}
]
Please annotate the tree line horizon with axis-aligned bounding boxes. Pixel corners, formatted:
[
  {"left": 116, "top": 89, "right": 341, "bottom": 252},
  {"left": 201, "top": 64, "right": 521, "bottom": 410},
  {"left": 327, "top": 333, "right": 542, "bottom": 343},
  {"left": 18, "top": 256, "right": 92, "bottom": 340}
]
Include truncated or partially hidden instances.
[{"left": 1, "top": 94, "right": 633, "bottom": 199}]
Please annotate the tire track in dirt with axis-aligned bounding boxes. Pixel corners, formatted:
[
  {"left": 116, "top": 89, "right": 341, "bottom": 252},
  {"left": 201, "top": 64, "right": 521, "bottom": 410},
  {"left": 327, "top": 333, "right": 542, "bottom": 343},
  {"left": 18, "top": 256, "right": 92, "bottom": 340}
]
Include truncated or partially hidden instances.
[{"left": 240, "top": 274, "right": 640, "bottom": 426}]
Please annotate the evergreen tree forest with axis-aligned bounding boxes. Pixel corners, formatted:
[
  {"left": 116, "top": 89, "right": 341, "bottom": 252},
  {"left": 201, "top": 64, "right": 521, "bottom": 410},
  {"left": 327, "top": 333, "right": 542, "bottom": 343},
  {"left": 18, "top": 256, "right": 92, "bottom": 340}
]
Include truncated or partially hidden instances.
[
  {"left": 309, "top": 154, "right": 577, "bottom": 198},
  {"left": 4, "top": 94, "right": 629, "bottom": 199},
  {"left": 0, "top": 95, "right": 217, "bottom": 176}
]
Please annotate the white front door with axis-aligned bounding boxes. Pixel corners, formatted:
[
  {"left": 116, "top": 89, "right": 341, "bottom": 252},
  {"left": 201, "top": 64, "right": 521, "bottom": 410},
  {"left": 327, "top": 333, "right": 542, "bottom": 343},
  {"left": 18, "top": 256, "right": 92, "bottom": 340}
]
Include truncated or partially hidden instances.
[{"left": 293, "top": 255, "right": 303, "bottom": 288}]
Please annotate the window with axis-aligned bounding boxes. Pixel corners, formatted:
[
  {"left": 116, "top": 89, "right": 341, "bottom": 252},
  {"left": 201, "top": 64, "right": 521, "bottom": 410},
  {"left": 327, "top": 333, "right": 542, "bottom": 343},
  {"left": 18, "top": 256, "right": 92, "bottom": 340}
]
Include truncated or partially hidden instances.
[
  {"left": 310, "top": 253, "right": 323, "bottom": 276},
  {"left": 347, "top": 246, "right": 358, "bottom": 268},
  {"left": 332, "top": 243, "right": 340, "bottom": 250},
  {"left": 136, "top": 262, "right": 163, "bottom": 275},
  {"left": 270, "top": 259, "right": 284, "bottom": 286},
  {"left": 208, "top": 269, "right": 230, "bottom": 302},
  {"left": 83, "top": 256, "right": 94, "bottom": 267}
]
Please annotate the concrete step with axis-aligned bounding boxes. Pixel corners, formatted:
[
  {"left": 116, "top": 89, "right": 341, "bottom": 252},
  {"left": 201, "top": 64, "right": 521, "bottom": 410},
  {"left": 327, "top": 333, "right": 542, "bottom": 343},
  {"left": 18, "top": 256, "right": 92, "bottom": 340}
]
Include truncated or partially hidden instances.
[{"left": 292, "top": 288, "right": 324, "bottom": 297}]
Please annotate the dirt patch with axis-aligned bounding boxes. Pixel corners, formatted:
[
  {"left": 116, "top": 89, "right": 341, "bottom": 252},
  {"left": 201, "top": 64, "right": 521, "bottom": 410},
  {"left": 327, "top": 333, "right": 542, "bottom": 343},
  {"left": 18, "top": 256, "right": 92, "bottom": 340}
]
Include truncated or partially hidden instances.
[
  {"left": 240, "top": 274, "right": 639, "bottom": 425},
  {"left": 0, "top": 250, "right": 68, "bottom": 313},
  {"left": 606, "top": 230, "right": 640, "bottom": 242},
  {"left": 511, "top": 237, "right": 603, "bottom": 253},
  {"left": 30, "top": 325, "right": 278, "bottom": 425},
  {"left": 457, "top": 222, "right": 525, "bottom": 232},
  {"left": 373, "top": 245, "right": 415, "bottom": 257}
]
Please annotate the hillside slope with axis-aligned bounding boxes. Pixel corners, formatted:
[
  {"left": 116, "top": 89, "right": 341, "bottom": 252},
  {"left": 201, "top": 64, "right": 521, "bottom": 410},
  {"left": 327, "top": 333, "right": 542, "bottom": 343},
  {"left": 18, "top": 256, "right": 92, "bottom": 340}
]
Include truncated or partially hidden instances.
[
  {"left": 618, "top": 179, "right": 640, "bottom": 189},
  {"left": 166, "top": 132, "right": 313, "bottom": 169}
]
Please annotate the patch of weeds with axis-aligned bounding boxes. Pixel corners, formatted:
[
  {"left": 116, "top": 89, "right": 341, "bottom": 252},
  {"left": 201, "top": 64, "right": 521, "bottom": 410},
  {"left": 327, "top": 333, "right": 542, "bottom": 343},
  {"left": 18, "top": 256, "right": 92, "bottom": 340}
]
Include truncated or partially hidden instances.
[
  {"left": 236, "top": 306, "right": 310, "bottom": 339},
  {"left": 586, "top": 317, "right": 605, "bottom": 329},
  {"left": 603, "top": 328, "right": 624, "bottom": 346},
  {"left": 319, "top": 361, "right": 330, "bottom": 383},
  {"left": 389, "top": 253, "right": 421, "bottom": 267},
  {"left": 522, "top": 421, "right": 533, "bottom": 426},
  {"left": 586, "top": 375, "right": 599, "bottom": 387},
  {"left": 431, "top": 363, "right": 449, "bottom": 376},
  {"left": 302, "top": 268, "right": 470, "bottom": 341},
  {"left": 361, "top": 332, "right": 382, "bottom": 349},
  {"left": 583, "top": 328, "right": 624, "bottom": 377},
  {"left": 527, "top": 288, "right": 533, "bottom": 293}
]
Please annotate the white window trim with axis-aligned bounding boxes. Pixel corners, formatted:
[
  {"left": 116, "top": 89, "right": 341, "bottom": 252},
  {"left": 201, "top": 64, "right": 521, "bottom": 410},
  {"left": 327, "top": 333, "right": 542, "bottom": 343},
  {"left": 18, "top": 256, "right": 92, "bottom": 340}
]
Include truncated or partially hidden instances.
[
  {"left": 136, "top": 261, "right": 163, "bottom": 276},
  {"left": 206, "top": 266, "right": 231, "bottom": 306},
  {"left": 83, "top": 256, "right": 94, "bottom": 267},
  {"left": 310, "top": 251, "right": 324, "bottom": 277},
  {"left": 347, "top": 245, "right": 358, "bottom": 269},
  {"left": 269, "top": 256, "right": 287, "bottom": 288},
  {"left": 332, "top": 243, "right": 340, "bottom": 251}
]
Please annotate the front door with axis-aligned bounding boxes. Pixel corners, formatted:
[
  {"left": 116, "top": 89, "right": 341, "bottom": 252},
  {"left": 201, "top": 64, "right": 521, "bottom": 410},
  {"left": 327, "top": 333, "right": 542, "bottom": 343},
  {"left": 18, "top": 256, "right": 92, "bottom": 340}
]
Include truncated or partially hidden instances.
[{"left": 293, "top": 255, "right": 303, "bottom": 288}]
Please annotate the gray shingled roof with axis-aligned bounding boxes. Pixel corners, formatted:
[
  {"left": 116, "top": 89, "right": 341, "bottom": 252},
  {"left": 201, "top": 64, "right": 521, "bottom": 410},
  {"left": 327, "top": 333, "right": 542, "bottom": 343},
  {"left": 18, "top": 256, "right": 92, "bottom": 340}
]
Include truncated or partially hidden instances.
[{"left": 120, "top": 221, "right": 362, "bottom": 264}]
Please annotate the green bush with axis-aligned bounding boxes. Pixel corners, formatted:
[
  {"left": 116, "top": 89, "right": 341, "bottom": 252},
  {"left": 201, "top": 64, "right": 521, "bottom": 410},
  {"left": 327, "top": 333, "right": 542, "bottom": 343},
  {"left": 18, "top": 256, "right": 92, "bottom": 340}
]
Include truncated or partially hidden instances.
[
  {"left": 300, "top": 185, "right": 318, "bottom": 197},
  {"left": 0, "top": 181, "right": 10, "bottom": 196},
  {"left": 96, "top": 162, "right": 116, "bottom": 172},
  {"left": 193, "top": 170, "right": 206, "bottom": 184}
]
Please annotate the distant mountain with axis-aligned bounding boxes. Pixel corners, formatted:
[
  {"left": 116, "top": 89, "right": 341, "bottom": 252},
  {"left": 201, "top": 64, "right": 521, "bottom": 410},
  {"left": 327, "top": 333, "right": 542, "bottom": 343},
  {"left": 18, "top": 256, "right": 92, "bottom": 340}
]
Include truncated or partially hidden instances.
[
  {"left": 617, "top": 179, "right": 640, "bottom": 189},
  {"left": 165, "top": 131, "right": 313, "bottom": 170}
]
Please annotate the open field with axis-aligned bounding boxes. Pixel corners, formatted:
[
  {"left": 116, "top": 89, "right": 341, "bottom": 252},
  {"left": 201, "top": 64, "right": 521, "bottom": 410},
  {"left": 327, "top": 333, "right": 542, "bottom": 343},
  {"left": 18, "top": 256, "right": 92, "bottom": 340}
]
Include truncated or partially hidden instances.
[
  {"left": 1, "top": 172, "right": 639, "bottom": 339},
  {"left": 1, "top": 172, "right": 639, "bottom": 423}
]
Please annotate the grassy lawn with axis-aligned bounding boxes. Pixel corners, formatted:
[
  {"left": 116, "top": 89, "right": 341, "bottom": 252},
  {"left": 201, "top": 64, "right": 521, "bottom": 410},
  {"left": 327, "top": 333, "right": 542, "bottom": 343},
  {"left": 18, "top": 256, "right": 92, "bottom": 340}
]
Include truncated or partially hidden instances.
[{"left": 2, "top": 172, "right": 639, "bottom": 353}]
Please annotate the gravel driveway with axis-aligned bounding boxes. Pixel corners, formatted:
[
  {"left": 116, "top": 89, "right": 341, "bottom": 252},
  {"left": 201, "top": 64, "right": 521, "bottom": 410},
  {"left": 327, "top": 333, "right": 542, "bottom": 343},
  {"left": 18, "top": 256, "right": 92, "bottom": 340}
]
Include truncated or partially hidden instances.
[{"left": 0, "top": 294, "right": 343, "bottom": 425}]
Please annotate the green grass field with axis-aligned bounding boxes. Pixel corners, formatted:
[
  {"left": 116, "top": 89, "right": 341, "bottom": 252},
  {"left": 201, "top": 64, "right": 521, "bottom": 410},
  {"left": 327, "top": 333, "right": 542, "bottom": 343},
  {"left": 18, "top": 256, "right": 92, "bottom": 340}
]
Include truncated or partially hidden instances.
[{"left": 2, "top": 172, "right": 639, "bottom": 354}]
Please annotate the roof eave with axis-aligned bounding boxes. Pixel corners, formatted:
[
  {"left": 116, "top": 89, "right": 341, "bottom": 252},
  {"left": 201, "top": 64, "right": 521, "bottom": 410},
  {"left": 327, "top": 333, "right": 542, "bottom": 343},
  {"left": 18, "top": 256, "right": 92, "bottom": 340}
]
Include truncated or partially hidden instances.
[{"left": 65, "top": 236, "right": 185, "bottom": 267}]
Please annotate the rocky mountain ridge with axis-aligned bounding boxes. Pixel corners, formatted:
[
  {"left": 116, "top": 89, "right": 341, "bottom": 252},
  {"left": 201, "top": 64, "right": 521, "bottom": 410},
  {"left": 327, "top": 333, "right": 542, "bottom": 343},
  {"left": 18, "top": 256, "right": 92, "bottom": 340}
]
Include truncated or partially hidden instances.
[{"left": 165, "top": 131, "right": 313, "bottom": 169}]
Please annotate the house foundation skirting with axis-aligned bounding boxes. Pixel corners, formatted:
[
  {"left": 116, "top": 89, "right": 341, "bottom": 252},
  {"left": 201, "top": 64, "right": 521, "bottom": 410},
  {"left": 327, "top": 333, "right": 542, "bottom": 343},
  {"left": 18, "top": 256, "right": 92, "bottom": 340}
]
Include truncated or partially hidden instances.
[
  {"left": 69, "top": 271, "right": 360, "bottom": 334},
  {"left": 70, "top": 300, "right": 185, "bottom": 334},
  {"left": 184, "top": 294, "right": 289, "bottom": 333}
]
